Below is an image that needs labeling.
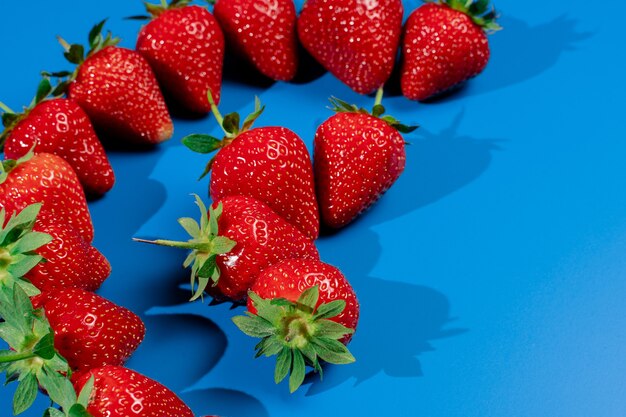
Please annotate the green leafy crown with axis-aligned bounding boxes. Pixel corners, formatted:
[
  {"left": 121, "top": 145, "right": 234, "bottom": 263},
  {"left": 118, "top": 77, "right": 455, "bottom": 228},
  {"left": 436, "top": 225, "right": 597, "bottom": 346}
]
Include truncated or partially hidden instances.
[{"left": 427, "top": 0, "right": 502, "bottom": 32}]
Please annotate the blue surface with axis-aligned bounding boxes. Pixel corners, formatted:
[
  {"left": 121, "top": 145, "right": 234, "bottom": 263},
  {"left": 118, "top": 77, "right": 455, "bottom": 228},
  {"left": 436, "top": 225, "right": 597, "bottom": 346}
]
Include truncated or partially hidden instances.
[{"left": 1, "top": 1, "right": 625, "bottom": 416}]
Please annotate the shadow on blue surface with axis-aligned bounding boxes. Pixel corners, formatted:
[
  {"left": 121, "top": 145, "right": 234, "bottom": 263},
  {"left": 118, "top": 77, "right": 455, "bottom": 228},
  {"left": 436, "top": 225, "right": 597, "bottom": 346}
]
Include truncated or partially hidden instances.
[
  {"left": 181, "top": 388, "right": 270, "bottom": 417},
  {"left": 348, "top": 109, "right": 503, "bottom": 228}
]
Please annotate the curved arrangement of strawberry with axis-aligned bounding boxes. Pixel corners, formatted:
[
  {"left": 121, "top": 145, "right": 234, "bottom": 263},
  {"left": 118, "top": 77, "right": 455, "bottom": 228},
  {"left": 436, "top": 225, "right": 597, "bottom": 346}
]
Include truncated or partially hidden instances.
[
  {"left": 401, "top": 0, "right": 501, "bottom": 101},
  {"left": 135, "top": 0, "right": 225, "bottom": 112},
  {"left": 314, "top": 90, "right": 417, "bottom": 228},
  {"left": 182, "top": 93, "right": 320, "bottom": 240},
  {"left": 233, "top": 259, "right": 359, "bottom": 392},
  {"left": 60, "top": 20, "right": 173, "bottom": 144},
  {"left": 0, "top": 78, "right": 114, "bottom": 196},
  {"left": 135, "top": 194, "right": 319, "bottom": 301},
  {"left": 297, "top": 0, "right": 404, "bottom": 94},
  {"left": 213, "top": 0, "right": 299, "bottom": 81}
]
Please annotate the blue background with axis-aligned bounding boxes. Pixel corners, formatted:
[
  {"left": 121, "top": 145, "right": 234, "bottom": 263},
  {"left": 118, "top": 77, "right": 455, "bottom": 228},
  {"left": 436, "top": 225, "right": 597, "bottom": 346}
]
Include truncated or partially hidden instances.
[{"left": 2, "top": 1, "right": 625, "bottom": 416}]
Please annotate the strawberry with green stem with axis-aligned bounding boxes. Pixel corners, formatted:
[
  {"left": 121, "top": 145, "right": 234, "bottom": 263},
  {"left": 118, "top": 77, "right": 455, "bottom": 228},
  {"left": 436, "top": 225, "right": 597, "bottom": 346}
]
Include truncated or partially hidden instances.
[
  {"left": 400, "top": 0, "right": 501, "bottom": 101},
  {"left": 134, "top": 194, "right": 319, "bottom": 302},
  {"left": 57, "top": 20, "right": 173, "bottom": 144},
  {"left": 183, "top": 92, "right": 320, "bottom": 239},
  {"left": 233, "top": 259, "right": 359, "bottom": 392},
  {"left": 0, "top": 78, "right": 114, "bottom": 196},
  {"left": 134, "top": 0, "right": 225, "bottom": 113},
  {"left": 0, "top": 283, "right": 96, "bottom": 417},
  {"left": 314, "top": 88, "right": 417, "bottom": 228}
]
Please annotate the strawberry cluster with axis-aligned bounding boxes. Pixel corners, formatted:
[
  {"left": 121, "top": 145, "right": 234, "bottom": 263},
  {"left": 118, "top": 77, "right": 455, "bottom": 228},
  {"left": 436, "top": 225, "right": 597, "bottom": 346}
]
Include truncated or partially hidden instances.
[{"left": 0, "top": 0, "right": 501, "bottom": 414}]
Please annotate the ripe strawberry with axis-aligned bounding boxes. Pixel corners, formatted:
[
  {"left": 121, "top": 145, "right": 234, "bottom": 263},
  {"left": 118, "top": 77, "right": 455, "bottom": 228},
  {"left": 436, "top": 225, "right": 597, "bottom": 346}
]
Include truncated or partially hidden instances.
[
  {"left": 182, "top": 95, "right": 320, "bottom": 239},
  {"left": 297, "top": 0, "right": 403, "bottom": 94},
  {"left": 135, "top": 1, "right": 225, "bottom": 112},
  {"left": 1, "top": 79, "right": 114, "bottom": 196},
  {"left": 0, "top": 152, "right": 94, "bottom": 242},
  {"left": 213, "top": 0, "right": 298, "bottom": 81},
  {"left": 233, "top": 258, "right": 359, "bottom": 392},
  {"left": 314, "top": 92, "right": 416, "bottom": 228},
  {"left": 31, "top": 288, "right": 145, "bottom": 372},
  {"left": 135, "top": 194, "right": 319, "bottom": 302},
  {"left": 401, "top": 0, "right": 501, "bottom": 101},
  {"left": 73, "top": 366, "right": 194, "bottom": 417},
  {"left": 60, "top": 20, "right": 173, "bottom": 144}
]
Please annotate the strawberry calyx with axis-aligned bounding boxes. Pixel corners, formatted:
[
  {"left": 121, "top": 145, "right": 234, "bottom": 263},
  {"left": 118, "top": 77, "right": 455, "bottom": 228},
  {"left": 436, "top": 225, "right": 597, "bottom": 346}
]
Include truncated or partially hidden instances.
[
  {"left": 182, "top": 91, "right": 265, "bottom": 179},
  {"left": 0, "top": 204, "right": 51, "bottom": 297},
  {"left": 0, "top": 283, "right": 96, "bottom": 417},
  {"left": 127, "top": 0, "right": 194, "bottom": 20},
  {"left": 233, "top": 286, "right": 355, "bottom": 393},
  {"left": 133, "top": 194, "right": 236, "bottom": 301},
  {"left": 0, "top": 146, "right": 36, "bottom": 185},
  {"left": 329, "top": 88, "right": 418, "bottom": 134},
  {"left": 0, "top": 77, "right": 67, "bottom": 150},
  {"left": 426, "top": 0, "right": 502, "bottom": 32}
]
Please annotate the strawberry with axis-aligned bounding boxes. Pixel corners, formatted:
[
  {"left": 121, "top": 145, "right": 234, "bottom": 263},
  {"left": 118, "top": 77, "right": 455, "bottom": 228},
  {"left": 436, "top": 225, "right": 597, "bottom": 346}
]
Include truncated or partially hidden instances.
[
  {"left": 400, "top": 0, "right": 501, "bottom": 101},
  {"left": 182, "top": 95, "right": 320, "bottom": 239},
  {"left": 135, "top": 1, "right": 225, "bottom": 112},
  {"left": 297, "top": 0, "right": 403, "bottom": 94},
  {"left": 73, "top": 366, "right": 194, "bottom": 417},
  {"left": 233, "top": 258, "right": 359, "bottom": 392},
  {"left": 0, "top": 151, "right": 94, "bottom": 242},
  {"left": 59, "top": 20, "right": 173, "bottom": 144},
  {"left": 213, "top": 0, "right": 298, "bottom": 81},
  {"left": 31, "top": 288, "right": 145, "bottom": 372},
  {"left": 135, "top": 194, "right": 319, "bottom": 302},
  {"left": 1, "top": 79, "right": 114, "bottom": 196},
  {"left": 314, "top": 91, "right": 416, "bottom": 228}
]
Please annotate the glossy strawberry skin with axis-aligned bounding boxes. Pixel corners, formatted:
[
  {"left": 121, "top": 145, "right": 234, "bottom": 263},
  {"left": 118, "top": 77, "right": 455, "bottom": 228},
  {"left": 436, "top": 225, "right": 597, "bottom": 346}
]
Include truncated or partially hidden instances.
[
  {"left": 210, "top": 126, "right": 320, "bottom": 240},
  {"left": 0, "top": 153, "right": 94, "bottom": 242},
  {"left": 401, "top": 3, "right": 490, "bottom": 101},
  {"left": 25, "top": 216, "right": 110, "bottom": 292},
  {"left": 214, "top": 0, "right": 298, "bottom": 81},
  {"left": 136, "top": 5, "right": 224, "bottom": 112},
  {"left": 68, "top": 46, "right": 173, "bottom": 144},
  {"left": 314, "top": 112, "right": 405, "bottom": 228},
  {"left": 210, "top": 195, "right": 319, "bottom": 301},
  {"left": 3, "top": 98, "right": 114, "bottom": 196},
  {"left": 297, "top": 0, "right": 403, "bottom": 94},
  {"left": 73, "top": 366, "right": 193, "bottom": 417},
  {"left": 31, "top": 289, "right": 145, "bottom": 372},
  {"left": 249, "top": 258, "right": 359, "bottom": 343}
]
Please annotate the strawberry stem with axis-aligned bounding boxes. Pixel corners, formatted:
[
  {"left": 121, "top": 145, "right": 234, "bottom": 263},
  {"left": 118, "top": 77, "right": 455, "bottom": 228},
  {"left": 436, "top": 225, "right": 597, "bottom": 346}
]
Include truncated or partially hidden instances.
[
  {"left": 207, "top": 90, "right": 229, "bottom": 136},
  {"left": 56, "top": 36, "right": 71, "bottom": 53},
  {"left": 160, "top": 0, "right": 168, "bottom": 7},
  {"left": 132, "top": 237, "right": 211, "bottom": 251},
  {"left": 0, "top": 101, "right": 14, "bottom": 114},
  {"left": 0, "top": 351, "right": 37, "bottom": 363},
  {"left": 374, "top": 87, "right": 384, "bottom": 108}
]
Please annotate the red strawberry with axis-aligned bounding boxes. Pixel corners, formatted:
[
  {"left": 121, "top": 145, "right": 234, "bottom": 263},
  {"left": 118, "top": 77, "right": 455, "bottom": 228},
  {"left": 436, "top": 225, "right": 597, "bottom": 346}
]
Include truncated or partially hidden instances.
[
  {"left": 213, "top": 0, "right": 298, "bottom": 81},
  {"left": 297, "top": 0, "right": 403, "bottom": 94},
  {"left": 314, "top": 93, "right": 416, "bottom": 228},
  {"left": 183, "top": 95, "right": 320, "bottom": 239},
  {"left": 135, "top": 194, "right": 319, "bottom": 302},
  {"left": 1, "top": 81, "right": 114, "bottom": 195},
  {"left": 136, "top": 2, "right": 225, "bottom": 112},
  {"left": 27, "top": 214, "right": 111, "bottom": 292},
  {"left": 61, "top": 21, "right": 173, "bottom": 144},
  {"left": 73, "top": 366, "right": 194, "bottom": 417},
  {"left": 400, "top": 0, "right": 501, "bottom": 101},
  {"left": 0, "top": 152, "right": 94, "bottom": 242},
  {"left": 31, "top": 288, "right": 145, "bottom": 372},
  {"left": 234, "top": 258, "right": 359, "bottom": 392}
]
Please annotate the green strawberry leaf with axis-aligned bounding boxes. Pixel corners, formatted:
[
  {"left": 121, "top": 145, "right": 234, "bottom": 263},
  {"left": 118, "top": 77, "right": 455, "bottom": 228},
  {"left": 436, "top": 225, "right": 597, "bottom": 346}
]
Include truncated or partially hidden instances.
[
  {"left": 33, "top": 332, "right": 56, "bottom": 360},
  {"left": 289, "top": 349, "right": 306, "bottom": 393},
  {"left": 38, "top": 366, "right": 77, "bottom": 413},
  {"left": 34, "top": 78, "right": 53, "bottom": 105},
  {"left": 177, "top": 217, "right": 201, "bottom": 238},
  {"left": 64, "top": 44, "right": 85, "bottom": 65},
  {"left": 313, "top": 299, "right": 346, "bottom": 320},
  {"left": 232, "top": 314, "right": 275, "bottom": 338},
  {"left": 44, "top": 408, "right": 66, "bottom": 417},
  {"left": 274, "top": 347, "right": 292, "bottom": 384},
  {"left": 12, "top": 231, "right": 52, "bottom": 254},
  {"left": 68, "top": 404, "right": 92, "bottom": 417},
  {"left": 13, "top": 372, "right": 38, "bottom": 415},
  {"left": 182, "top": 134, "right": 222, "bottom": 154},
  {"left": 222, "top": 112, "right": 240, "bottom": 135},
  {"left": 316, "top": 319, "right": 354, "bottom": 339},
  {"left": 88, "top": 19, "right": 107, "bottom": 48},
  {"left": 297, "top": 286, "right": 319, "bottom": 312},
  {"left": 311, "top": 337, "right": 355, "bottom": 365},
  {"left": 77, "top": 375, "right": 95, "bottom": 407}
]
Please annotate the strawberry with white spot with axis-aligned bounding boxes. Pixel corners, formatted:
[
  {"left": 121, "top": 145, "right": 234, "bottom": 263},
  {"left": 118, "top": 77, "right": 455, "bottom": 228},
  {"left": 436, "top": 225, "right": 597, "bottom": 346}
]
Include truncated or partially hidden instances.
[
  {"left": 182, "top": 94, "right": 320, "bottom": 240},
  {"left": 297, "top": 0, "right": 403, "bottom": 94},
  {"left": 58, "top": 20, "right": 173, "bottom": 144},
  {"left": 314, "top": 90, "right": 417, "bottom": 228},
  {"left": 401, "top": 0, "right": 501, "bottom": 101},
  {"left": 135, "top": 194, "right": 319, "bottom": 302},
  {"left": 135, "top": 0, "right": 225, "bottom": 112},
  {"left": 233, "top": 258, "right": 359, "bottom": 392},
  {"left": 0, "top": 79, "right": 114, "bottom": 196},
  {"left": 212, "top": 0, "right": 299, "bottom": 81}
]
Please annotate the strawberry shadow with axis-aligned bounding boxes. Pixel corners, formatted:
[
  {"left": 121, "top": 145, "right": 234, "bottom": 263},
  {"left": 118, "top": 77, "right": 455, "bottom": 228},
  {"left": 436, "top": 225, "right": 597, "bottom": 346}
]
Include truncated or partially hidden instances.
[
  {"left": 181, "top": 388, "right": 270, "bottom": 417},
  {"left": 306, "top": 227, "right": 466, "bottom": 394},
  {"left": 347, "top": 109, "right": 503, "bottom": 229},
  {"left": 385, "top": 14, "right": 592, "bottom": 101},
  {"left": 223, "top": 53, "right": 277, "bottom": 90}
]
